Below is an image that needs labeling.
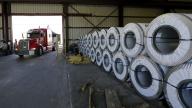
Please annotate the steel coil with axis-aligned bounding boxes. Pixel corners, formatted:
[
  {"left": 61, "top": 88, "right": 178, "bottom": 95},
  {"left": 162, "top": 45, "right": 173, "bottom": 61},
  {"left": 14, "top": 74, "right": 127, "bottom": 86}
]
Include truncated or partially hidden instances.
[
  {"left": 121, "top": 23, "right": 148, "bottom": 58},
  {"left": 92, "top": 31, "right": 100, "bottom": 48},
  {"left": 83, "top": 35, "right": 88, "bottom": 47},
  {"left": 87, "top": 34, "right": 93, "bottom": 48},
  {"left": 130, "top": 56, "right": 164, "bottom": 100},
  {"left": 90, "top": 48, "right": 96, "bottom": 62},
  {"left": 83, "top": 47, "right": 87, "bottom": 56},
  {"left": 106, "top": 27, "right": 123, "bottom": 53},
  {"left": 164, "top": 63, "right": 192, "bottom": 108},
  {"left": 146, "top": 13, "right": 192, "bottom": 66},
  {"left": 102, "top": 50, "right": 112, "bottom": 72},
  {"left": 99, "top": 29, "right": 108, "bottom": 50},
  {"left": 112, "top": 52, "right": 130, "bottom": 81},
  {"left": 96, "top": 48, "right": 103, "bottom": 66},
  {"left": 85, "top": 47, "right": 91, "bottom": 56}
]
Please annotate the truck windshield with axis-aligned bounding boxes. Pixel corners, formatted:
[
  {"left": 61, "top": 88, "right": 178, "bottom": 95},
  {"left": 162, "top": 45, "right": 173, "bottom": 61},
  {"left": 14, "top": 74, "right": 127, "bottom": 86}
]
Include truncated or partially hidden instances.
[{"left": 27, "top": 33, "right": 41, "bottom": 38}]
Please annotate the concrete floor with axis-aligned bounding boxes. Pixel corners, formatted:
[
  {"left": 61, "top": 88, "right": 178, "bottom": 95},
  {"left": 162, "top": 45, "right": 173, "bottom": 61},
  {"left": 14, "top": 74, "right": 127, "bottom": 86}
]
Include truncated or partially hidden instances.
[{"left": 0, "top": 52, "right": 167, "bottom": 108}]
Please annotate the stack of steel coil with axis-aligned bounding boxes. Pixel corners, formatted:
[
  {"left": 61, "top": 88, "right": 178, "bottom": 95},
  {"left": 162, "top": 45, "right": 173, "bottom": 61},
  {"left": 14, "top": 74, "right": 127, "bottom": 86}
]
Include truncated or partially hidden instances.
[{"left": 78, "top": 13, "right": 192, "bottom": 108}]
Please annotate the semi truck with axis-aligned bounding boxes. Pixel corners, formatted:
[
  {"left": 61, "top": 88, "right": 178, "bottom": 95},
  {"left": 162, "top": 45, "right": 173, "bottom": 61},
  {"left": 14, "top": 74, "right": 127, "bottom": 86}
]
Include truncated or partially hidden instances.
[{"left": 15, "top": 28, "right": 58, "bottom": 57}]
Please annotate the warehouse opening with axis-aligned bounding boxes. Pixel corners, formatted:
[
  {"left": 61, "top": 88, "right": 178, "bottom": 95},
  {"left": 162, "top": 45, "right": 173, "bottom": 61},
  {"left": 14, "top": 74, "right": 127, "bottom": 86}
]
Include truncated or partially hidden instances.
[
  {"left": 12, "top": 16, "right": 63, "bottom": 46},
  {"left": 11, "top": 16, "right": 63, "bottom": 57}
]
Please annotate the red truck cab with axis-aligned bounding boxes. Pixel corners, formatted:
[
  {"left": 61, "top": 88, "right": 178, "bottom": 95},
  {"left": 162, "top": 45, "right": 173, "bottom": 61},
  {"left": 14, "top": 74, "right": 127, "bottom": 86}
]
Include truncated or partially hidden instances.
[{"left": 15, "top": 28, "right": 57, "bottom": 57}]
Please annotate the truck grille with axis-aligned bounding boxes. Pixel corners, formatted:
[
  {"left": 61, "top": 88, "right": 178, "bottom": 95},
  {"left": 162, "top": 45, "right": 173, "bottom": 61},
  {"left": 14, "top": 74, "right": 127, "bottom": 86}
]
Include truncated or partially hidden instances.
[{"left": 19, "top": 40, "right": 28, "bottom": 51}]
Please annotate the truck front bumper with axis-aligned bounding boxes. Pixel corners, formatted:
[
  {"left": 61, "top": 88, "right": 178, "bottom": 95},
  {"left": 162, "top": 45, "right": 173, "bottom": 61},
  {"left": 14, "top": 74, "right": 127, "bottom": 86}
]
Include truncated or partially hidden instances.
[{"left": 15, "top": 50, "right": 35, "bottom": 56}]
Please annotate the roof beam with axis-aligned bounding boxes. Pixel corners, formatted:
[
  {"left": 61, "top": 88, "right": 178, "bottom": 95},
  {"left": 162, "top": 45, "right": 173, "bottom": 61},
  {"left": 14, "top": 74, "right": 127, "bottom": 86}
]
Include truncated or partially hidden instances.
[{"left": 1, "top": 0, "right": 192, "bottom": 9}]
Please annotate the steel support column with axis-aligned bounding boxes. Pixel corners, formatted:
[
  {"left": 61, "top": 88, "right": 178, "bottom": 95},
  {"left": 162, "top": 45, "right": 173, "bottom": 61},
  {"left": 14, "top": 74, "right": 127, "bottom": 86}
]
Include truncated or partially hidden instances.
[
  {"left": 118, "top": 5, "right": 123, "bottom": 27},
  {"left": 63, "top": 4, "right": 69, "bottom": 53},
  {"left": 2, "top": 2, "right": 10, "bottom": 41}
]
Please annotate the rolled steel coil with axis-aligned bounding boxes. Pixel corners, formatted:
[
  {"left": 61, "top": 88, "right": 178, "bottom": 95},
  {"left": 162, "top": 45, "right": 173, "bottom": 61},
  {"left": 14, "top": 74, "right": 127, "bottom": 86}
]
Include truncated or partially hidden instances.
[
  {"left": 90, "top": 48, "right": 96, "bottom": 62},
  {"left": 102, "top": 50, "right": 112, "bottom": 72},
  {"left": 92, "top": 31, "right": 100, "bottom": 48},
  {"left": 106, "top": 27, "right": 123, "bottom": 53},
  {"left": 96, "top": 48, "right": 103, "bottom": 66},
  {"left": 164, "top": 63, "right": 192, "bottom": 108},
  {"left": 112, "top": 52, "right": 130, "bottom": 81},
  {"left": 87, "top": 34, "right": 93, "bottom": 48},
  {"left": 121, "top": 23, "right": 148, "bottom": 58},
  {"left": 83, "top": 47, "right": 87, "bottom": 56},
  {"left": 79, "top": 46, "right": 83, "bottom": 53},
  {"left": 88, "top": 48, "right": 92, "bottom": 58},
  {"left": 130, "top": 56, "right": 164, "bottom": 100},
  {"left": 83, "top": 35, "right": 88, "bottom": 47},
  {"left": 99, "top": 29, "right": 108, "bottom": 50},
  {"left": 85, "top": 47, "right": 91, "bottom": 56},
  {"left": 146, "top": 13, "right": 192, "bottom": 66}
]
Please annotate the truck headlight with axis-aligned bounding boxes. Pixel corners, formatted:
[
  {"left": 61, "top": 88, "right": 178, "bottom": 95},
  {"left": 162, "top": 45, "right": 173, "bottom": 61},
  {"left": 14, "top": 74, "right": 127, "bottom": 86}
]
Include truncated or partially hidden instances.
[{"left": 31, "top": 48, "right": 36, "bottom": 50}]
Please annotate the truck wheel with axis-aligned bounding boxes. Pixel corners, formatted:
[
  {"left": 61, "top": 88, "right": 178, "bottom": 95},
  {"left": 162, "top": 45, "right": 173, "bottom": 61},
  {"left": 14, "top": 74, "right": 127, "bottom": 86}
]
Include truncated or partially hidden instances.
[
  {"left": 39, "top": 48, "right": 43, "bottom": 56},
  {"left": 36, "top": 47, "right": 43, "bottom": 56},
  {"left": 19, "top": 55, "right": 24, "bottom": 58}
]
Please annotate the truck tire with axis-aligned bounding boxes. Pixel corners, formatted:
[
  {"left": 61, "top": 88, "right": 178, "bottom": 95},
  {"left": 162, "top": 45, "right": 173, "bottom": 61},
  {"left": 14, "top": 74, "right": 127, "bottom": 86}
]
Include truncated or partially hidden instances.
[
  {"left": 36, "top": 47, "right": 43, "bottom": 56},
  {"left": 39, "top": 48, "right": 43, "bottom": 56}
]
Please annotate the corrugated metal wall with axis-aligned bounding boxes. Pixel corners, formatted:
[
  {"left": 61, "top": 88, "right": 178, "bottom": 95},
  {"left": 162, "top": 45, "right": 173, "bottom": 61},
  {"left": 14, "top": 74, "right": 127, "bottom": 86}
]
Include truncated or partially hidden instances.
[
  {"left": 123, "top": 7, "right": 163, "bottom": 25},
  {"left": 11, "top": 3, "right": 63, "bottom": 14},
  {"left": 67, "top": 5, "right": 118, "bottom": 45},
  {"left": 66, "top": 5, "right": 165, "bottom": 45}
]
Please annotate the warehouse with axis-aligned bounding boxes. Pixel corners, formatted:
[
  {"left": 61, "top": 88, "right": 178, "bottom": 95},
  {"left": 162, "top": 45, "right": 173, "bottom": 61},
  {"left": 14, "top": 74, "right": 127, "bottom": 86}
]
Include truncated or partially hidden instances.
[{"left": 0, "top": 0, "right": 192, "bottom": 108}]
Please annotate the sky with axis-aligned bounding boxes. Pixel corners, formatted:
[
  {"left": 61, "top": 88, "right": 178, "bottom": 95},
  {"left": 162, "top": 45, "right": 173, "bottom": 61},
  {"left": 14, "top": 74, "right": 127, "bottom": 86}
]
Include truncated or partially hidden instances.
[{"left": 12, "top": 16, "right": 63, "bottom": 44}]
